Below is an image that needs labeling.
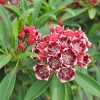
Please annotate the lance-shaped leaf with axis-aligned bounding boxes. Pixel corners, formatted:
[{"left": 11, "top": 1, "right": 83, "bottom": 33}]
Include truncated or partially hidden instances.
[
  {"left": 32, "top": 0, "right": 43, "bottom": 23},
  {"left": 65, "top": 83, "right": 73, "bottom": 100},
  {"left": 51, "top": 76, "right": 65, "bottom": 100},
  {"left": 75, "top": 71, "right": 100, "bottom": 98},
  {"left": 16, "top": 51, "right": 38, "bottom": 60},
  {"left": 0, "top": 5, "right": 12, "bottom": 35},
  {"left": 4, "top": 5, "right": 21, "bottom": 16},
  {"left": 0, "top": 68, "right": 16, "bottom": 100},
  {"left": 24, "top": 74, "right": 53, "bottom": 100},
  {"left": 0, "top": 54, "right": 12, "bottom": 69}
]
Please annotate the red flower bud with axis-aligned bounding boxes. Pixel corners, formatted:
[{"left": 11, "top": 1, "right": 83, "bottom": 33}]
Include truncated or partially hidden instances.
[{"left": 18, "top": 43, "right": 25, "bottom": 51}]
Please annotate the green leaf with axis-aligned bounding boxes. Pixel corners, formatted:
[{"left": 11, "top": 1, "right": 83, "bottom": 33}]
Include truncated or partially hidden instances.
[
  {"left": 20, "top": 0, "right": 29, "bottom": 12},
  {"left": 16, "top": 51, "right": 38, "bottom": 60},
  {"left": 4, "top": 4, "right": 21, "bottom": 16},
  {"left": 27, "top": 70, "right": 37, "bottom": 83},
  {"left": 32, "top": 0, "right": 43, "bottom": 23},
  {"left": 39, "top": 24, "right": 56, "bottom": 36},
  {"left": 35, "top": 13, "right": 56, "bottom": 28},
  {"left": 0, "top": 33, "right": 7, "bottom": 52},
  {"left": 24, "top": 75, "right": 53, "bottom": 100},
  {"left": 23, "top": 58, "right": 37, "bottom": 70},
  {"left": 18, "top": 85, "right": 24, "bottom": 100},
  {"left": 61, "top": 8, "right": 88, "bottom": 21},
  {"left": 75, "top": 71, "right": 100, "bottom": 97},
  {"left": 0, "top": 68, "right": 16, "bottom": 100},
  {"left": 83, "top": 89, "right": 93, "bottom": 100},
  {"left": 0, "top": 54, "right": 12, "bottom": 69},
  {"left": 51, "top": 76, "right": 65, "bottom": 100},
  {"left": 65, "top": 8, "right": 75, "bottom": 16},
  {"left": 13, "top": 20, "right": 20, "bottom": 39},
  {"left": 65, "top": 83, "right": 73, "bottom": 100},
  {"left": 58, "top": 0, "right": 74, "bottom": 8},
  {"left": 88, "top": 23, "right": 100, "bottom": 37},
  {"left": 88, "top": 8, "right": 97, "bottom": 19},
  {"left": 20, "top": 9, "right": 34, "bottom": 19},
  {"left": 0, "top": 5, "right": 12, "bottom": 35}
]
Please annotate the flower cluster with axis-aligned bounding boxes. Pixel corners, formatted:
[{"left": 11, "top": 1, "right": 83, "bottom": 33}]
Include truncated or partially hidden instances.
[
  {"left": 18, "top": 25, "right": 41, "bottom": 51},
  {"left": 31, "top": 25, "right": 91, "bottom": 83}
]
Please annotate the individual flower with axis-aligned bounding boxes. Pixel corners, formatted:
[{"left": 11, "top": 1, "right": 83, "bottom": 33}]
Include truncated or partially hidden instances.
[
  {"left": 61, "top": 48, "right": 77, "bottom": 66},
  {"left": 47, "top": 56, "right": 61, "bottom": 71},
  {"left": 8, "top": 0, "right": 19, "bottom": 6},
  {"left": 57, "top": 67, "right": 75, "bottom": 83},
  {"left": 77, "top": 53, "right": 91, "bottom": 68},
  {"left": 33, "top": 63, "right": 51, "bottom": 81}
]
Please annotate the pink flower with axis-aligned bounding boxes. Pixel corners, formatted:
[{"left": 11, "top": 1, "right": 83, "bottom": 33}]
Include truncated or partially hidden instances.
[
  {"left": 71, "top": 38, "right": 88, "bottom": 53},
  {"left": 57, "top": 67, "right": 75, "bottom": 83},
  {"left": 33, "top": 63, "right": 51, "bottom": 81},
  {"left": 18, "top": 43, "right": 25, "bottom": 51},
  {"left": 47, "top": 56, "right": 61, "bottom": 71},
  {"left": 61, "top": 48, "right": 77, "bottom": 67},
  {"left": 47, "top": 41, "right": 60, "bottom": 56},
  {"left": 77, "top": 53, "right": 91, "bottom": 68},
  {"left": 8, "top": 0, "right": 19, "bottom": 6}
]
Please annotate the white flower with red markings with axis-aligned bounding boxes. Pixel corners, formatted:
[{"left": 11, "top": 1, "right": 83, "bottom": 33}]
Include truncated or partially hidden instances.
[
  {"left": 57, "top": 67, "right": 75, "bottom": 83},
  {"left": 33, "top": 63, "right": 51, "bottom": 81},
  {"left": 77, "top": 53, "right": 91, "bottom": 68}
]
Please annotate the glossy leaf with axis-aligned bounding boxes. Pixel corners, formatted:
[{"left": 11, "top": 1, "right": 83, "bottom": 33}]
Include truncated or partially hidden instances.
[
  {"left": 35, "top": 13, "right": 56, "bottom": 28},
  {"left": 0, "top": 33, "right": 7, "bottom": 52},
  {"left": 0, "top": 54, "right": 12, "bottom": 69},
  {"left": 4, "top": 4, "right": 21, "bottom": 16},
  {"left": 51, "top": 76, "right": 65, "bottom": 100},
  {"left": 0, "top": 5, "right": 12, "bottom": 35},
  {"left": 18, "top": 85, "right": 24, "bottom": 100},
  {"left": 88, "top": 8, "right": 97, "bottom": 19},
  {"left": 88, "top": 23, "right": 100, "bottom": 37},
  {"left": 16, "top": 51, "right": 38, "bottom": 60},
  {"left": 20, "top": 0, "right": 29, "bottom": 12},
  {"left": 61, "top": 8, "right": 88, "bottom": 21},
  {"left": 32, "top": 0, "right": 43, "bottom": 23},
  {"left": 0, "top": 68, "right": 16, "bottom": 100},
  {"left": 75, "top": 71, "right": 100, "bottom": 97},
  {"left": 20, "top": 9, "right": 34, "bottom": 19},
  {"left": 23, "top": 58, "right": 37, "bottom": 70},
  {"left": 27, "top": 70, "right": 37, "bottom": 83},
  {"left": 65, "top": 83, "right": 73, "bottom": 100},
  {"left": 24, "top": 75, "right": 53, "bottom": 100},
  {"left": 13, "top": 20, "right": 19, "bottom": 40}
]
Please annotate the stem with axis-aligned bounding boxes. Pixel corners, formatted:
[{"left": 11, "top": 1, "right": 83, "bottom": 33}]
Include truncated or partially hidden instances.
[{"left": 15, "top": 60, "right": 19, "bottom": 69}]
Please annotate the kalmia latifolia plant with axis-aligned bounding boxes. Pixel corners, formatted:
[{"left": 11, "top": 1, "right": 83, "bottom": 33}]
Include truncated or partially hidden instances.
[{"left": 0, "top": 0, "right": 100, "bottom": 100}]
